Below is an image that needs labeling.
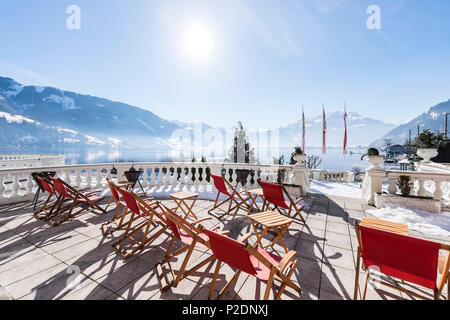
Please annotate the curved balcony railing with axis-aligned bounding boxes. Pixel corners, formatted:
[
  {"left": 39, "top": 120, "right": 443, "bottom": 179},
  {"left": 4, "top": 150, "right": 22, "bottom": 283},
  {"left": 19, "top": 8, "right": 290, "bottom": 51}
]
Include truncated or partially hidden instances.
[{"left": 0, "top": 154, "right": 66, "bottom": 169}]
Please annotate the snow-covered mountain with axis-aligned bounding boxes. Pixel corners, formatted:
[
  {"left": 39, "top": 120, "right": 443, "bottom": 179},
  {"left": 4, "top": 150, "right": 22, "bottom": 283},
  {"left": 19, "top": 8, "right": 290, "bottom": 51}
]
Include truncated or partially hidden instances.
[
  {"left": 278, "top": 111, "right": 396, "bottom": 148},
  {"left": 0, "top": 77, "right": 181, "bottom": 148},
  {"left": 372, "top": 99, "right": 450, "bottom": 147}
]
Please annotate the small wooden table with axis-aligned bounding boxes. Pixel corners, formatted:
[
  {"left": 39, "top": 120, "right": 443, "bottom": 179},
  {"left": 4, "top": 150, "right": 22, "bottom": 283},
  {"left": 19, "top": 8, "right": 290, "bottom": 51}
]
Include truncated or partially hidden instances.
[
  {"left": 249, "top": 211, "right": 294, "bottom": 253},
  {"left": 360, "top": 218, "right": 409, "bottom": 235},
  {"left": 170, "top": 191, "right": 199, "bottom": 221},
  {"left": 247, "top": 188, "right": 266, "bottom": 214}
]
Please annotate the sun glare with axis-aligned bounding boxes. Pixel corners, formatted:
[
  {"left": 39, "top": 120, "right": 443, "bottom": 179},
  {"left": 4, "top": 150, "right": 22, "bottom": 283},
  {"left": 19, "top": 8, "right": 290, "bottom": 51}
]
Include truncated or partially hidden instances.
[{"left": 182, "top": 23, "right": 214, "bottom": 61}]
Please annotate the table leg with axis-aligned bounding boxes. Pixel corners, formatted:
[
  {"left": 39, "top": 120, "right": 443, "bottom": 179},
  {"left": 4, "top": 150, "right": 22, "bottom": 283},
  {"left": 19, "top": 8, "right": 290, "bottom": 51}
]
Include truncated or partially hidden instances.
[{"left": 271, "top": 224, "right": 290, "bottom": 253}]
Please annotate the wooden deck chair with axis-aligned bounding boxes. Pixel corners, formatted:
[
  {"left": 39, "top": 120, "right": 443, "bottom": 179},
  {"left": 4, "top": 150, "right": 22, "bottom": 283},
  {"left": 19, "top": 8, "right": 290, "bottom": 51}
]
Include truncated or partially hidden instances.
[
  {"left": 354, "top": 221, "right": 450, "bottom": 300},
  {"left": 47, "top": 177, "right": 105, "bottom": 226},
  {"left": 259, "top": 181, "right": 306, "bottom": 223},
  {"left": 34, "top": 176, "right": 61, "bottom": 221},
  {"left": 101, "top": 178, "right": 155, "bottom": 236},
  {"left": 112, "top": 189, "right": 167, "bottom": 259},
  {"left": 156, "top": 205, "right": 230, "bottom": 290},
  {"left": 201, "top": 227, "right": 301, "bottom": 300},
  {"left": 208, "top": 174, "right": 251, "bottom": 219}
]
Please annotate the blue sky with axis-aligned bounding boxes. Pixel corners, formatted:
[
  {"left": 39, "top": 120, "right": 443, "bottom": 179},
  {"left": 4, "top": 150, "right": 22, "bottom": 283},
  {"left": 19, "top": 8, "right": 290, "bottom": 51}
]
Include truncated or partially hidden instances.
[{"left": 0, "top": 0, "right": 449, "bottom": 129}]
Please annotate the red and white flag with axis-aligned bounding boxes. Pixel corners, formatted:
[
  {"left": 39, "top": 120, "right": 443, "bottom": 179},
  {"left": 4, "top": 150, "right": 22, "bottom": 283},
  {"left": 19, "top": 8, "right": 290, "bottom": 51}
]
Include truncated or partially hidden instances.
[
  {"left": 302, "top": 106, "right": 306, "bottom": 154},
  {"left": 344, "top": 105, "right": 348, "bottom": 155},
  {"left": 322, "top": 105, "right": 327, "bottom": 155}
]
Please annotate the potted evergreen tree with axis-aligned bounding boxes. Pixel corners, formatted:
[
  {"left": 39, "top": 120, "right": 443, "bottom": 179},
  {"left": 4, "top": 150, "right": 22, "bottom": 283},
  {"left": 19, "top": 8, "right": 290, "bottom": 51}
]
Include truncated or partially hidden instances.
[{"left": 416, "top": 129, "right": 443, "bottom": 162}]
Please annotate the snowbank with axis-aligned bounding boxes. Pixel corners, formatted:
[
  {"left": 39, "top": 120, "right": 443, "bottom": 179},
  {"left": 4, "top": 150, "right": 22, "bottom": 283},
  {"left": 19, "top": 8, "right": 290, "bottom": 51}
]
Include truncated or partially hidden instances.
[
  {"left": 309, "top": 181, "right": 362, "bottom": 199},
  {"left": 367, "top": 204, "right": 450, "bottom": 238}
]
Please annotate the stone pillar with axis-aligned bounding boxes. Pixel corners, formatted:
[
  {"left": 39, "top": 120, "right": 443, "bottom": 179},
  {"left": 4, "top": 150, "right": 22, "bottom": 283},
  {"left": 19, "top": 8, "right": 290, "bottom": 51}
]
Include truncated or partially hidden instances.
[
  {"left": 293, "top": 154, "right": 309, "bottom": 196},
  {"left": 362, "top": 155, "right": 385, "bottom": 205}
]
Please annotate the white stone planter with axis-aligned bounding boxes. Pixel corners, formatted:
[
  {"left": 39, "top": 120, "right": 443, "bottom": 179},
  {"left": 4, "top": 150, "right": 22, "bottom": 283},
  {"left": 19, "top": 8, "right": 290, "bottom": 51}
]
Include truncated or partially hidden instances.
[
  {"left": 293, "top": 154, "right": 306, "bottom": 168},
  {"left": 374, "top": 193, "right": 441, "bottom": 214},
  {"left": 417, "top": 148, "right": 438, "bottom": 163},
  {"left": 367, "top": 155, "right": 384, "bottom": 171}
]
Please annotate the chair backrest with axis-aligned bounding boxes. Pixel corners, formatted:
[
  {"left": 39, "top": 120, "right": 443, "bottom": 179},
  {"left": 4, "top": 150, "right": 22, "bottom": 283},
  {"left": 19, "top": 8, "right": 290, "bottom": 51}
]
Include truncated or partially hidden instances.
[
  {"left": 50, "top": 177, "right": 69, "bottom": 198},
  {"left": 106, "top": 178, "right": 120, "bottom": 202},
  {"left": 260, "top": 181, "right": 288, "bottom": 209},
  {"left": 118, "top": 188, "right": 141, "bottom": 216},
  {"left": 359, "top": 225, "right": 441, "bottom": 290},
  {"left": 37, "top": 177, "right": 54, "bottom": 195},
  {"left": 203, "top": 229, "right": 257, "bottom": 276},
  {"left": 211, "top": 174, "right": 231, "bottom": 196}
]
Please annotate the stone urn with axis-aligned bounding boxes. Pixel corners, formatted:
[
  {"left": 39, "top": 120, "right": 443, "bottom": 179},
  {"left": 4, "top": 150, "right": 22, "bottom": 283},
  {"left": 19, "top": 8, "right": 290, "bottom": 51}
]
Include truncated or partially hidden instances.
[
  {"left": 417, "top": 148, "right": 438, "bottom": 163},
  {"left": 367, "top": 155, "right": 384, "bottom": 170},
  {"left": 293, "top": 154, "right": 306, "bottom": 168}
]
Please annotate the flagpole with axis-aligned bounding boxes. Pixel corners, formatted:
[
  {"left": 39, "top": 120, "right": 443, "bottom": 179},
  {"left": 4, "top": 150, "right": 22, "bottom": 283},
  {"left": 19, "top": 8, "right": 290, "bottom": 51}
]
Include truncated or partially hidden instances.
[
  {"left": 322, "top": 104, "right": 325, "bottom": 172},
  {"left": 344, "top": 102, "right": 347, "bottom": 173}
]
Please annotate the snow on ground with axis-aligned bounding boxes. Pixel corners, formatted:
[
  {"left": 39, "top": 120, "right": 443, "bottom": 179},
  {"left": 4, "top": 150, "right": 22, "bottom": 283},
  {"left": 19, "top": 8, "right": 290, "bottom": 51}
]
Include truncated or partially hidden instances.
[
  {"left": 367, "top": 204, "right": 450, "bottom": 238},
  {"left": 309, "top": 181, "right": 362, "bottom": 199}
]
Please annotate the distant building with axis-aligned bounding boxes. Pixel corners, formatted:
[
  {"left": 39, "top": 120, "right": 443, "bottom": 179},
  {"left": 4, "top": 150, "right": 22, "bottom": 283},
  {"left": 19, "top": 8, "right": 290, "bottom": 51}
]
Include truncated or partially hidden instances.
[{"left": 386, "top": 145, "right": 405, "bottom": 159}]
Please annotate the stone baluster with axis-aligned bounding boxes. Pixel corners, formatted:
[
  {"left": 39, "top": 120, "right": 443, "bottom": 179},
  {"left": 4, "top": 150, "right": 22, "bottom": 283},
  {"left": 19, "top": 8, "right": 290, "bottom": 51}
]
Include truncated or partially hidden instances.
[
  {"left": 0, "top": 174, "right": 5, "bottom": 198},
  {"left": 74, "top": 170, "right": 82, "bottom": 187},
  {"left": 417, "top": 178, "right": 427, "bottom": 197},
  {"left": 433, "top": 179, "right": 443, "bottom": 200},
  {"left": 388, "top": 178, "right": 397, "bottom": 195},
  {"left": 142, "top": 167, "right": 150, "bottom": 188},
  {"left": 85, "top": 169, "right": 92, "bottom": 189},
  {"left": 94, "top": 169, "right": 102, "bottom": 188},
  {"left": 26, "top": 173, "right": 34, "bottom": 196},
  {"left": 11, "top": 174, "right": 20, "bottom": 198},
  {"left": 186, "top": 166, "right": 193, "bottom": 186},
  {"left": 149, "top": 168, "right": 156, "bottom": 187}
]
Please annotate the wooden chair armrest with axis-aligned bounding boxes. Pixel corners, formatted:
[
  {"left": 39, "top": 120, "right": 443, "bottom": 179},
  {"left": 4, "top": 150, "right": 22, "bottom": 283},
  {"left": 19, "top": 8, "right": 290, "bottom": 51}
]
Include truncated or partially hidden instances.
[
  {"left": 220, "top": 230, "right": 230, "bottom": 235},
  {"left": 193, "top": 217, "right": 213, "bottom": 225},
  {"left": 278, "top": 250, "right": 297, "bottom": 272},
  {"left": 239, "top": 232, "right": 253, "bottom": 244}
]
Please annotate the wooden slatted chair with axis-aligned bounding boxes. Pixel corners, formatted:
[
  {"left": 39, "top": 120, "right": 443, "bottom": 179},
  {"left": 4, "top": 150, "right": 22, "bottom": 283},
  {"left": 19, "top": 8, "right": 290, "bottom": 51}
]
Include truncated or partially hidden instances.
[
  {"left": 101, "top": 178, "right": 154, "bottom": 236},
  {"left": 47, "top": 177, "right": 105, "bottom": 226},
  {"left": 208, "top": 174, "right": 251, "bottom": 219},
  {"left": 34, "top": 176, "right": 60, "bottom": 221},
  {"left": 155, "top": 205, "right": 229, "bottom": 290},
  {"left": 259, "top": 181, "right": 306, "bottom": 223},
  {"left": 112, "top": 189, "right": 167, "bottom": 259},
  {"left": 201, "top": 227, "right": 301, "bottom": 300},
  {"left": 354, "top": 221, "right": 450, "bottom": 300}
]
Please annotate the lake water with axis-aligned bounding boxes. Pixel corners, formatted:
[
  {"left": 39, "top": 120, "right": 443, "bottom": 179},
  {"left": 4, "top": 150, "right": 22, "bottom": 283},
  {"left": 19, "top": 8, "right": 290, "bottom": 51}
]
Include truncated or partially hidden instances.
[{"left": 29, "top": 146, "right": 371, "bottom": 171}]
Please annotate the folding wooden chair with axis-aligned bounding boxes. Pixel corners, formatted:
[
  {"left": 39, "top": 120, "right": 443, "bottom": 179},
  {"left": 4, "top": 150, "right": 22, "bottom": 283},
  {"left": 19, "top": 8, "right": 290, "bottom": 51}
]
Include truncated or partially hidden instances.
[
  {"left": 34, "top": 176, "right": 60, "bottom": 221},
  {"left": 112, "top": 189, "right": 167, "bottom": 259},
  {"left": 101, "top": 178, "right": 154, "bottom": 236},
  {"left": 259, "top": 181, "right": 306, "bottom": 223},
  {"left": 354, "top": 221, "right": 450, "bottom": 300},
  {"left": 201, "top": 227, "right": 301, "bottom": 300},
  {"left": 155, "top": 205, "right": 229, "bottom": 290},
  {"left": 47, "top": 177, "right": 106, "bottom": 226},
  {"left": 208, "top": 174, "right": 251, "bottom": 219}
]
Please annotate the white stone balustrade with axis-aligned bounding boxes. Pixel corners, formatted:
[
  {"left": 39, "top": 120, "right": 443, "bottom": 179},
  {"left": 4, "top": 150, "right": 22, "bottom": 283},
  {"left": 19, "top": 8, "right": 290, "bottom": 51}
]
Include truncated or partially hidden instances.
[
  {"left": 363, "top": 168, "right": 450, "bottom": 205},
  {"left": 308, "top": 170, "right": 355, "bottom": 183},
  {"left": 0, "top": 162, "right": 303, "bottom": 206}
]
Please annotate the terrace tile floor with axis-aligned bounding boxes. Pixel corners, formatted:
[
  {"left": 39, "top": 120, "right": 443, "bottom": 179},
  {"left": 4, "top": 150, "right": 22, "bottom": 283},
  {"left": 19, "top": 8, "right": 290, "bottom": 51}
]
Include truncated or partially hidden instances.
[{"left": 0, "top": 193, "right": 448, "bottom": 300}]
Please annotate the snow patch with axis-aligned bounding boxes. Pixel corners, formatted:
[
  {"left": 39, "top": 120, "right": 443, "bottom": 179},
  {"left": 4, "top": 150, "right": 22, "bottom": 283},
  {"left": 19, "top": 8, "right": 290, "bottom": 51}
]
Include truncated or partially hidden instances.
[
  {"left": 2, "top": 83, "right": 23, "bottom": 97},
  {"left": 0, "top": 111, "right": 36, "bottom": 125},
  {"left": 309, "top": 181, "right": 362, "bottom": 199},
  {"left": 34, "top": 86, "right": 45, "bottom": 93},
  {"left": 367, "top": 204, "right": 450, "bottom": 238}
]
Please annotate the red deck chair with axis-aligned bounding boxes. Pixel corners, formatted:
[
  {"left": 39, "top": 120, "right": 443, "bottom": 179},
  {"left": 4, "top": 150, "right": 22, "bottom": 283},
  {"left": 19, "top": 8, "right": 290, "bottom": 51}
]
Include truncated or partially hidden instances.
[
  {"left": 354, "top": 222, "right": 450, "bottom": 300},
  {"left": 34, "top": 177, "right": 60, "bottom": 221},
  {"left": 101, "top": 178, "right": 131, "bottom": 236},
  {"left": 259, "top": 181, "right": 306, "bottom": 223},
  {"left": 47, "top": 177, "right": 105, "bottom": 226},
  {"left": 155, "top": 205, "right": 229, "bottom": 290},
  {"left": 208, "top": 174, "right": 251, "bottom": 219},
  {"left": 201, "top": 227, "right": 301, "bottom": 300},
  {"left": 112, "top": 189, "right": 167, "bottom": 259}
]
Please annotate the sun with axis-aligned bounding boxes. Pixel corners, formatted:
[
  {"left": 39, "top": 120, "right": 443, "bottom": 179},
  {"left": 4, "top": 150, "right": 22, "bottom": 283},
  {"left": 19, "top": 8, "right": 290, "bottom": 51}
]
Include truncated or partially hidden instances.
[{"left": 182, "top": 23, "right": 214, "bottom": 61}]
